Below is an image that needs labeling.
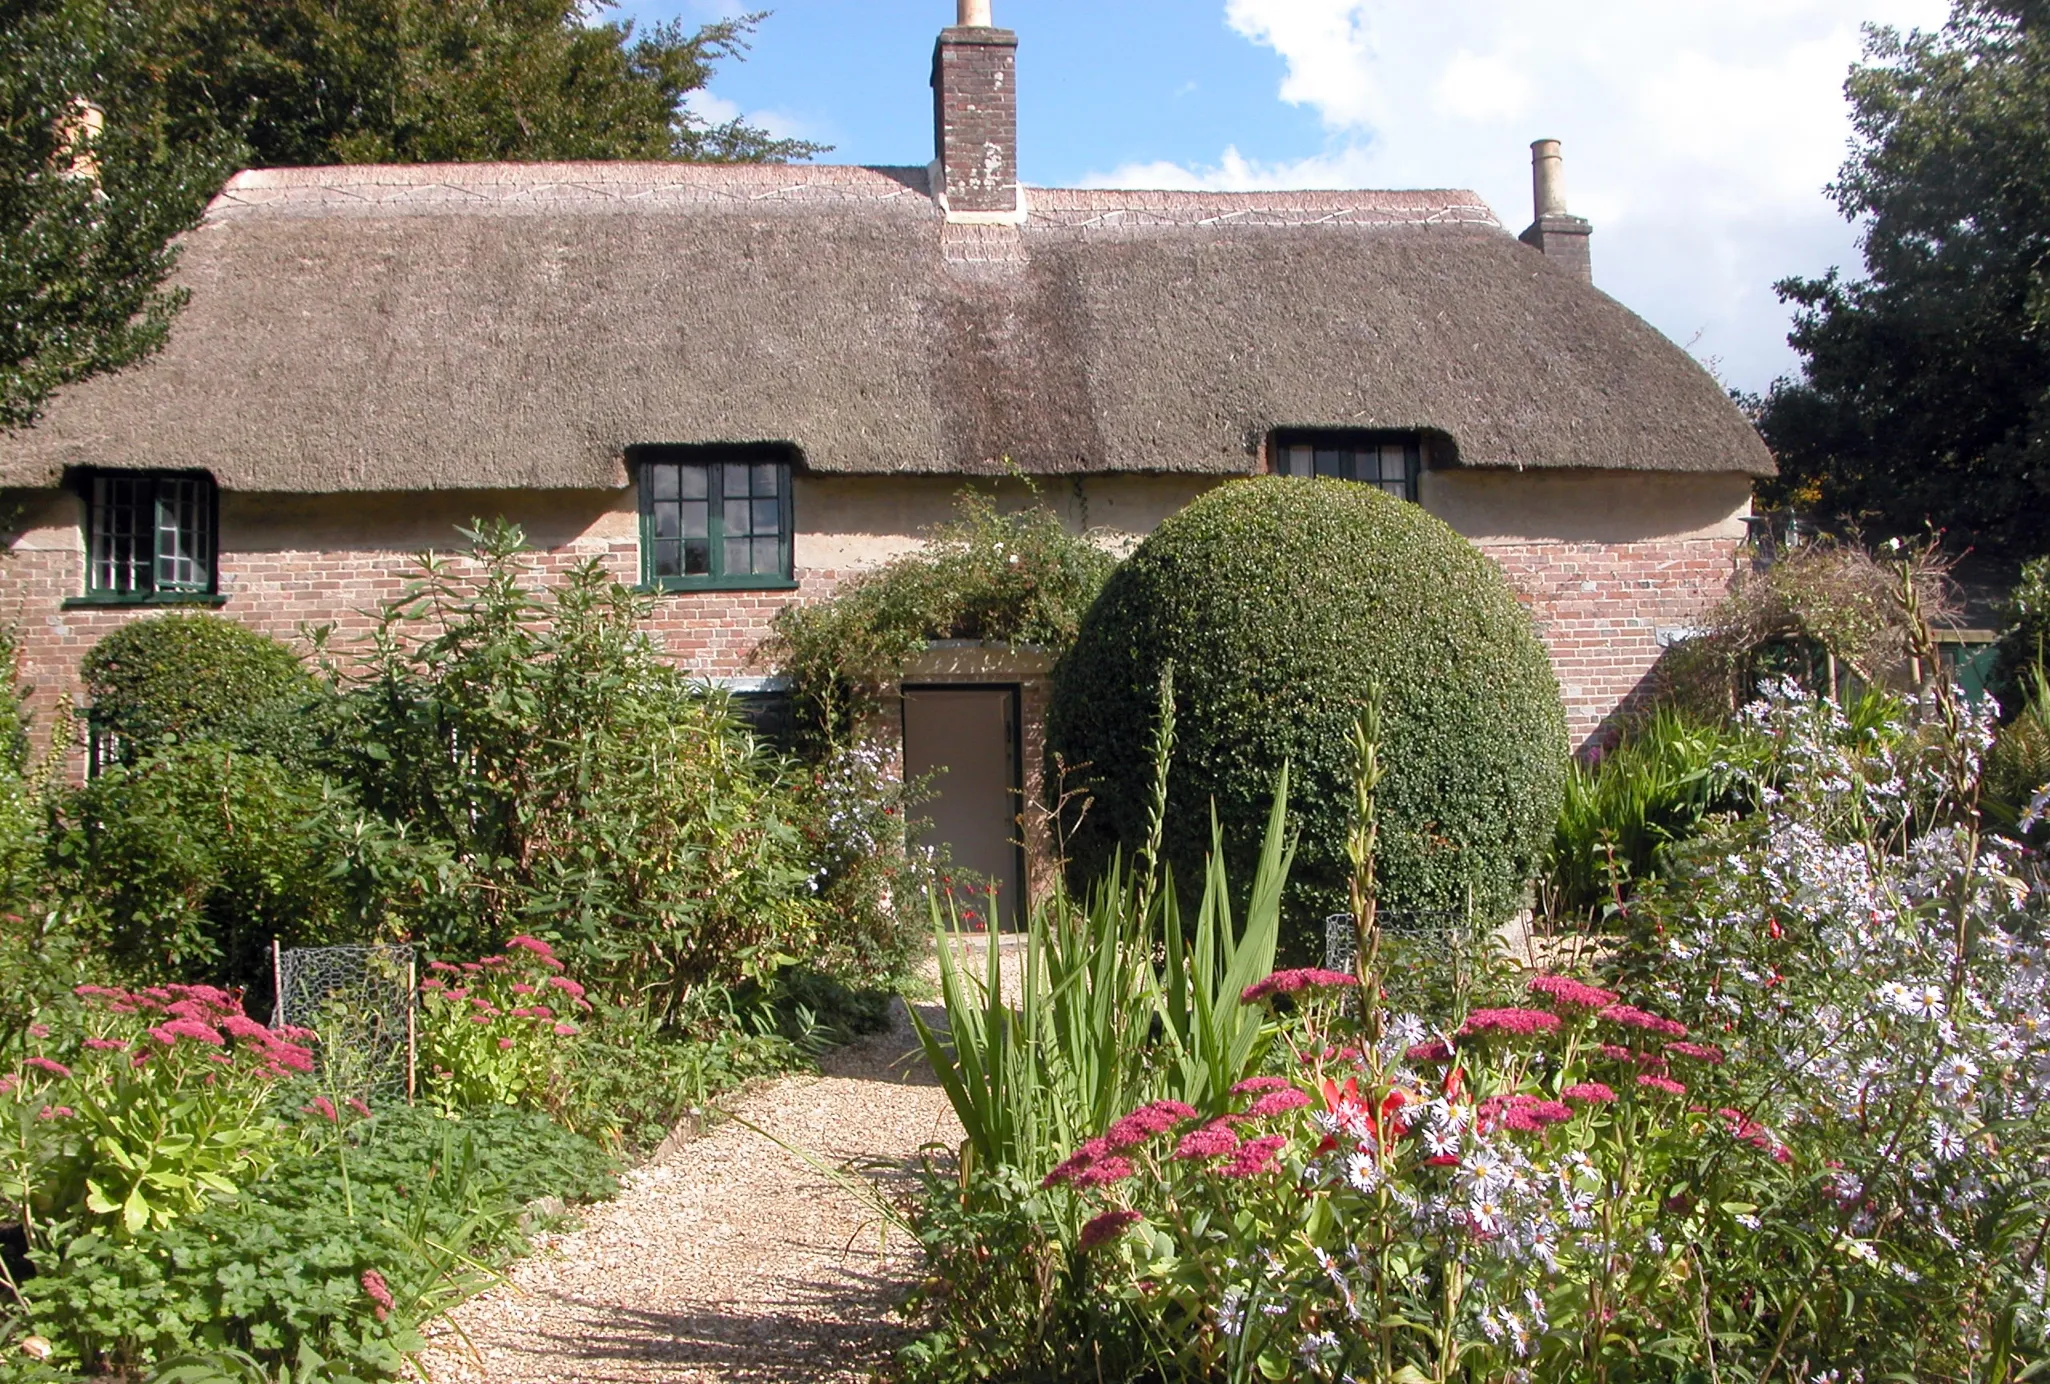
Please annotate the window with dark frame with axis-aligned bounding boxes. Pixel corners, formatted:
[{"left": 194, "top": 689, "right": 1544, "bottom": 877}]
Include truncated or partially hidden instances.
[
  {"left": 82, "top": 471, "right": 218, "bottom": 600},
  {"left": 1272, "top": 432, "right": 1424, "bottom": 502},
  {"left": 636, "top": 449, "right": 794, "bottom": 590}
]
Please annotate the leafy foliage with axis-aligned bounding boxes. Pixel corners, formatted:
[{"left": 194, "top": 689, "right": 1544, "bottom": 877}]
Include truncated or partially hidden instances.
[
  {"left": 55, "top": 741, "right": 357, "bottom": 989},
  {"left": 1545, "top": 708, "right": 1762, "bottom": 919},
  {"left": 1752, "top": 1, "right": 2050, "bottom": 556},
  {"left": 0, "top": 0, "right": 230, "bottom": 430},
  {"left": 762, "top": 489, "right": 1117, "bottom": 753},
  {"left": 80, "top": 613, "right": 321, "bottom": 764},
  {"left": 326, "top": 521, "right": 818, "bottom": 1018},
  {"left": 19, "top": 1103, "right": 616, "bottom": 1379},
  {"left": 1048, "top": 476, "right": 1567, "bottom": 952},
  {"left": 122, "top": 0, "right": 823, "bottom": 168},
  {"left": 1993, "top": 554, "right": 2050, "bottom": 715}
]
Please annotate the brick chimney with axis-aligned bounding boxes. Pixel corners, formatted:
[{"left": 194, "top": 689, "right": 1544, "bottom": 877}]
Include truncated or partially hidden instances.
[
  {"left": 1519, "top": 139, "right": 1592, "bottom": 281},
  {"left": 931, "top": 0, "right": 1021, "bottom": 221}
]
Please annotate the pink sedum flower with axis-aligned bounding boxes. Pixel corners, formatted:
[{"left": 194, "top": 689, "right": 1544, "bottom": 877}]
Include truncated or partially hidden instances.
[
  {"left": 1562, "top": 1082, "right": 1617, "bottom": 1105},
  {"left": 301, "top": 1095, "right": 339, "bottom": 1122},
  {"left": 1071, "top": 1156, "right": 1136, "bottom": 1189},
  {"left": 1104, "top": 1100, "right": 1198, "bottom": 1150},
  {"left": 1240, "top": 968, "right": 1360, "bottom": 1005},
  {"left": 1457, "top": 1008, "right": 1561, "bottom": 1039},
  {"left": 1244, "top": 1087, "right": 1312, "bottom": 1118},
  {"left": 22, "top": 1056, "right": 71, "bottom": 1078},
  {"left": 1230, "top": 1076, "right": 1294, "bottom": 1096},
  {"left": 361, "top": 1268, "right": 394, "bottom": 1321},
  {"left": 1078, "top": 1209, "right": 1143, "bottom": 1252},
  {"left": 1636, "top": 1074, "right": 1687, "bottom": 1096},
  {"left": 1218, "top": 1134, "right": 1288, "bottom": 1179},
  {"left": 1599, "top": 1004, "right": 1689, "bottom": 1039},
  {"left": 1171, "top": 1125, "right": 1242, "bottom": 1161},
  {"left": 1666, "top": 1041, "right": 1726, "bottom": 1064},
  {"left": 1527, "top": 974, "right": 1620, "bottom": 1010}
]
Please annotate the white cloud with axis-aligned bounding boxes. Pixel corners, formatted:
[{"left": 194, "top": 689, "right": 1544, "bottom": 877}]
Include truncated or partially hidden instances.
[
  {"left": 1085, "top": 0, "right": 1951, "bottom": 392},
  {"left": 681, "top": 89, "right": 814, "bottom": 146}
]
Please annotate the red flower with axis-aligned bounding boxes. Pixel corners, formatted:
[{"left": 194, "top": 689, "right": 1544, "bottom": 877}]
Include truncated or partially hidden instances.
[
  {"left": 361, "top": 1268, "right": 394, "bottom": 1321},
  {"left": 1405, "top": 1039, "right": 1453, "bottom": 1063},
  {"left": 1218, "top": 1134, "right": 1288, "bottom": 1179},
  {"left": 1636, "top": 1074, "right": 1687, "bottom": 1096},
  {"left": 1231, "top": 1075, "right": 1294, "bottom": 1096},
  {"left": 1240, "top": 968, "right": 1360, "bottom": 1005},
  {"left": 1456, "top": 1008, "right": 1561, "bottom": 1039},
  {"left": 22, "top": 1056, "right": 72, "bottom": 1078},
  {"left": 1244, "top": 1087, "right": 1311, "bottom": 1118},
  {"left": 1599, "top": 1004, "right": 1688, "bottom": 1039},
  {"left": 1562, "top": 1082, "right": 1617, "bottom": 1105},
  {"left": 1078, "top": 1209, "right": 1143, "bottom": 1252},
  {"left": 1104, "top": 1100, "right": 1199, "bottom": 1150},
  {"left": 1171, "top": 1125, "right": 1241, "bottom": 1161},
  {"left": 1526, "top": 974, "right": 1619, "bottom": 1010},
  {"left": 1666, "top": 1041, "right": 1725, "bottom": 1064},
  {"left": 301, "top": 1095, "right": 339, "bottom": 1122}
]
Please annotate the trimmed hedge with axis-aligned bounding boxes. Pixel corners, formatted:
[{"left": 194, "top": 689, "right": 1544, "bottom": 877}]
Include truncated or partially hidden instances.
[
  {"left": 81, "top": 614, "right": 319, "bottom": 762},
  {"left": 1047, "top": 477, "right": 1567, "bottom": 954}
]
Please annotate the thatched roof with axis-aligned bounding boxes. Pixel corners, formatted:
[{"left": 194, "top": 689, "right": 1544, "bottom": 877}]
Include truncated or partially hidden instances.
[{"left": 0, "top": 163, "right": 1772, "bottom": 492}]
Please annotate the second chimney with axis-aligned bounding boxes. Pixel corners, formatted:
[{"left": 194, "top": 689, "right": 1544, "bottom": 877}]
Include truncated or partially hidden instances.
[
  {"left": 932, "top": 1, "right": 1020, "bottom": 219},
  {"left": 1519, "top": 138, "right": 1592, "bottom": 281}
]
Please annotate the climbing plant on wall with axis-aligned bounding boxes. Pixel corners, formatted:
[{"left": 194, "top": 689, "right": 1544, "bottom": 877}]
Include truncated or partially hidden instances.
[{"left": 758, "top": 488, "right": 1117, "bottom": 756}]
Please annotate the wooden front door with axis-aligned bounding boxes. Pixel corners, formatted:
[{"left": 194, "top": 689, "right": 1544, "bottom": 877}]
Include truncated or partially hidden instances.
[{"left": 902, "top": 686, "right": 1022, "bottom": 930}]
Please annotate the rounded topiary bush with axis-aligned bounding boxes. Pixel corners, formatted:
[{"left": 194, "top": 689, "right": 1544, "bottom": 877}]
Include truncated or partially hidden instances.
[
  {"left": 1047, "top": 476, "right": 1568, "bottom": 954},
  {"left": 82, "top": 614, "right": 320, "bottom": 762}
]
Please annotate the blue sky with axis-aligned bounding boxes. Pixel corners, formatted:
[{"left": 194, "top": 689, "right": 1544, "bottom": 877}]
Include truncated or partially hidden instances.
[{"left": 618, "top": 0, "right": 1954, "bottom": 394}]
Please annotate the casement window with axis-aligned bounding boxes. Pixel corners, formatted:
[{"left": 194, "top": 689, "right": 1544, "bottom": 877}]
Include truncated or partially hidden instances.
[
  {"left": 78, "top": 470, "right": 220, "bottom": 603},
  {"left": 1273, "top": 432, "right": 1423, "bottom": 502},
  {"left": 635, "top": 448, "right": 796, "bottom": 591}
]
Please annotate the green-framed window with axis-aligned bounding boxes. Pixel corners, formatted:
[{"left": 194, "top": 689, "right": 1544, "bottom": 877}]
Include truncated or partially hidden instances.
[
  {"left": 79, "top": 470, "right": 219, "bottom": 602},
  {"left": 1273, "top": 431, "right": 1423, "bottom": 502},
  {"left": 635, "top": 448, "right": 796, "bottom": 591}
]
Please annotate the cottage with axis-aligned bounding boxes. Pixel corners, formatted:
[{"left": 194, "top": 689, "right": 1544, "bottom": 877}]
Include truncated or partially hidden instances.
[{"left": 0, "top": 2, "right": 1771, "bottom": 922}]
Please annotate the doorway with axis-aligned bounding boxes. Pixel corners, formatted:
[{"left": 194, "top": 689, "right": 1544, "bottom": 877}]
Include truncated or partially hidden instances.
[{"left": 901, "top": 685, "right": 1023, "bottom": 931}]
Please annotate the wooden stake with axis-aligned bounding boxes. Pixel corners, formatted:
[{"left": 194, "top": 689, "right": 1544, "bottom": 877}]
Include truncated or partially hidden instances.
[{"left": 406, "top": 953, "right": 418, "bottom": 1105}]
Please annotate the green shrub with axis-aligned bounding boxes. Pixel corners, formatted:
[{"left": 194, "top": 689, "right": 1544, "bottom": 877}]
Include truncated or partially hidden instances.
[
  {"left": 80, "top": 614, "right": 321, "bottom": 763},
  {"left": 330, "top": 522, "right": 817, "bottom": 1021},
  {"left": 56, "top": 741, "right": 359, "bottom": 990},
  {"left": 1993, "top": 555, "right": 2050, "bottom": 718},
  {"left": 1047, "top": 476, "right": 1566, "bottom": 950}
]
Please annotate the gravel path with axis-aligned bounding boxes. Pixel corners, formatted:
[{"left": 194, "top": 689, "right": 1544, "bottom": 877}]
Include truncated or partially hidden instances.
[{"left": 414, "top": 938, "right": 1017, "bottom": 1384}]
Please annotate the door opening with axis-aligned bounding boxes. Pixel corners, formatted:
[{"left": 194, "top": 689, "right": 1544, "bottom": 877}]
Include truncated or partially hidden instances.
[{"left": 901, "top": 685, "right": 1023, "bottom": 931}]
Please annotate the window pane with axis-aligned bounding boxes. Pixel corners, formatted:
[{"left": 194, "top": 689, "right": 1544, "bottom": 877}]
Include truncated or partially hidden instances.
[
  {"left": 722, "top": 464, "right": 750, "bottom": 498},
  {"left": 751, "top": 499, "right": 780, "bottom": 536},
  {"left": 752, "top": 463, "right": 779, "bottom": 497},
  {"left": 653, "top": 503, "right": 680, "bottom": 540},
  {"left": 652, "top": 539, "right": 681, "bottom": 578},
  {"left": 1379, "top": 480, "right": 1407, "bottom": 498},
  {"left": 1283, "top": 445, "right": 1312, "bottom": 477},
  {"left": 1313, "top": 448, "right": 1347, "bottom": 479},
  {"left": 684, "top": 538, "right": 710, "bottom": 575},
  {"left": 649, "top": 464, "right": 679, "bottom": 501},
  {"left": 1379, "top": 445, "right": 1408, "bottom": 484},
  {"left": 723, "top": 537, "right": 751, "bottom": 573},
  {"left": 679, "top": 465, "right": 708, "bottom": 500},
  {"left": 753, "top": 536, "right": 780, "bottom": 573},
  {"left": 682, "top": 500, "right": 708, "bottom": 538}
]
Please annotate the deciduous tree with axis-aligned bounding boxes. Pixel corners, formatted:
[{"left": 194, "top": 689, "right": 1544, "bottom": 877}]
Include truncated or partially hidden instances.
[{"left": 1754, "top": 1, "right": 2050, "bottom": 558}]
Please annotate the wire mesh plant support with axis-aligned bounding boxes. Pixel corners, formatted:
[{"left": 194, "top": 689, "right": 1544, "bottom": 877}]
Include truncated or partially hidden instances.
[
  {"left": 272, "top": 941, "right": 417, "bottom": 1105},
  {"left": 1325, "top": 909, "right": 1479, "bottom": 1013}
]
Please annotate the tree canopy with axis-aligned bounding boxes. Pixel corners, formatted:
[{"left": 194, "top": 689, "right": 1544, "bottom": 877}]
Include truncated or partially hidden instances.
[
  {"left": 125, "top": 1, "right": 823, "bottom": 167},
  {"left": 1753, "top": 0, "right": 2050, "bottom": 560},
  {"left": 1, "top": 0, "right": 817, "bottom": 429}
]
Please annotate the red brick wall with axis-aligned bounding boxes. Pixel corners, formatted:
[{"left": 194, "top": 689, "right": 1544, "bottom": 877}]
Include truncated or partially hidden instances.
[
  {"left": 1481, "top": 536, "right": 1738, "bottom": 751},
  {"left": 5, "top": 495, "right": 1739, "bottom": 762}
]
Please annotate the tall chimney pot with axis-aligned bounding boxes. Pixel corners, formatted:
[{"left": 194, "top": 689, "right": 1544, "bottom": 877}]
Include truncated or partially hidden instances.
[
  {"left": 1530, "top": 138, "right": 1567, "bottom": 218},
  {"left": 931, "top": 4, "right": 1020, "bottom": 219},
  {"left": 1519, "top": 137, "right": 1592, "bottom": 282}
]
